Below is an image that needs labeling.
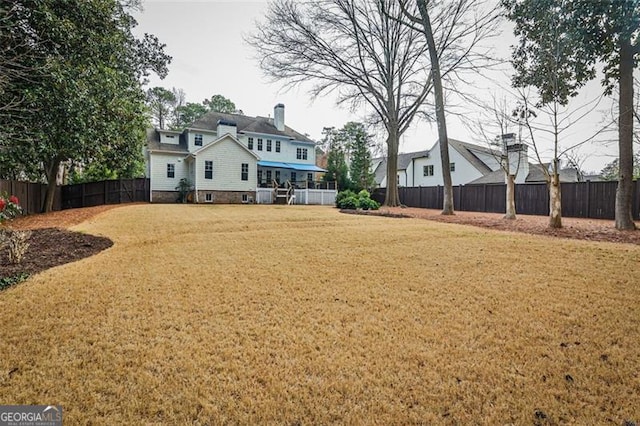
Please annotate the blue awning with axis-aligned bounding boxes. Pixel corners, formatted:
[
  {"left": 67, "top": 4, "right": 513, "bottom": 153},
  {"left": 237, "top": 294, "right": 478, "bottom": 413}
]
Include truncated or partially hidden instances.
[
  {"left": 285, "top": 162, "right": 327, "bottom": 172},
  {"left": 257, "top": 160, "right": 292, "bottom": 169},
  {"left": 257, "top": 160, "right": 326, "bottom": 172}
]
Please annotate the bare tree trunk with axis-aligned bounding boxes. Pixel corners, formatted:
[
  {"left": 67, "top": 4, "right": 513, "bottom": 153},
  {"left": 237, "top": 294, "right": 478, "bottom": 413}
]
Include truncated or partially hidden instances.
[
  {"left": 384, "top": 126, "right": 401, "bottom": 207},
  {"left": 549, "top": 172, "right": 562, "bottom": 228},
  {"left": 416, "top": 0, "right": 454, "bottom": 215},
  {"left": 505, "top": 174, "right": 516, "bottom": 220},
  {"left": 615, "top": 38, "right": 636, "bottom": 230},
  {"left": 44, "top": 158, "right": 61, "bottom": 213}
]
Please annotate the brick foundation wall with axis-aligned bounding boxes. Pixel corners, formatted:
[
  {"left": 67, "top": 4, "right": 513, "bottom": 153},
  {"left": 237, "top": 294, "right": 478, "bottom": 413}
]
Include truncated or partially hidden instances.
[
  {"left": 151, "top": 191, "right": 179, "bottom": 203},
  {"left": 151, "top": 190, "right": 256, "bottom": 204},
  {"left": 196, "top": 190, "right": 256, "bottom": 204}
]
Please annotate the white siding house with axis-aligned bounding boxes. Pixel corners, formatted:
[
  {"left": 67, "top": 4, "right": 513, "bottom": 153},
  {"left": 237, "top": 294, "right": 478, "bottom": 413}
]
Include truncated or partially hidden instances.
[
  {"left": 145, "top": 104, "right": 331, "bottom": 204},
  {"left": 372, "top": 136, "right": 581, "bottom": 188},
  {"left": 373, "top": 139, "right": 500, "bottom": 188}
]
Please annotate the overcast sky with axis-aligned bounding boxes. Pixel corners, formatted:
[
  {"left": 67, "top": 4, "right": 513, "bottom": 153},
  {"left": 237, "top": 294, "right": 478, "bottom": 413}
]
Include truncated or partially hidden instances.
[{"left": 132, "top": 0, "right": 623, "bottom": 173}]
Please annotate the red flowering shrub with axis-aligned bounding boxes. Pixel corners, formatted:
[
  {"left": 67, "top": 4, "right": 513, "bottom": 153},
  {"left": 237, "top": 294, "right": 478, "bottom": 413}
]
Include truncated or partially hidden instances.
[{"left": 0, "top": 194, "right": 22, "bottom": 224}]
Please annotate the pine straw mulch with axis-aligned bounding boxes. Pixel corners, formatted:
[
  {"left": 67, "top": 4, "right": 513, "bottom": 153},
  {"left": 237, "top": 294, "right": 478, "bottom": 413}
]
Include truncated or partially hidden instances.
[
  {"left": 1, "top": 205, "right": 118, "bottom": 280},
  {"left": 350, "top": 207, "right": 640, "bottom": 245}
]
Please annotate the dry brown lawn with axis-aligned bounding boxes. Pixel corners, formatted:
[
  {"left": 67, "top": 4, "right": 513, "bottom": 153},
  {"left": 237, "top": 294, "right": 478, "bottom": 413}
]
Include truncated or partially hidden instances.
[{"left": 1, "top": 204, "right": 639, "bottom": 424}]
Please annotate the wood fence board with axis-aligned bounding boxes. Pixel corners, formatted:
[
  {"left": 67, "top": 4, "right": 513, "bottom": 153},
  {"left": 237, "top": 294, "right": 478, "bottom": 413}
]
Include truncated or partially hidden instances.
[{"left": 373, "top": 180, "right": 639, "bottom": 220}]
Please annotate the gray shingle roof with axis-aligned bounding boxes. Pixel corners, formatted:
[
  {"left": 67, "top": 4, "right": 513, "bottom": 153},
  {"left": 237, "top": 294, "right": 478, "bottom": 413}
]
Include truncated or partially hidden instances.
[
  {"left": 189, "top": 111, "right": 314, "bottom": 143},
  {"left": 448, "top": 139, "right": 495, "bottom": 175},
  {"left": 146, "top": 128, "right": 189, "bottom": 153},
  {"left": 468, "top": 163, "right": 580, "bottom": 184}
]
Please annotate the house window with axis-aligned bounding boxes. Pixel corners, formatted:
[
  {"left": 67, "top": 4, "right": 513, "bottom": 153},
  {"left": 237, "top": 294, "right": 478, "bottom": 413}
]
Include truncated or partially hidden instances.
[
  {"left": 257, "top": 170, "right": 263, "bottom": 183},
  {"left": 275, "top": 140, "right": 281, "bottom": 153},
  {"left": 275, "top": 170, "right": 281, "bottom": 184},
  {"left": 290, "top": 171, "right": 297, "bottom": 182},
  {"left": 194, "top": 134, "right": 203, "bottom": 146},
  {"left": 248, "top": 137, "right": 254, "bottom": 150},
  {"left": 166, "top": 135, "right": 175, "bottom": 139},
  {"left": 266, "top": 170, "right": 272, "bottom": 182},
  {"left": 266, "top": 139, "right": 272, "bottom": 152},
  {"left": 241, "top": 163, "right": 249, "bottom": 181},
  {"left": 423, "top": 165, "right": 434, "bottom": 176},
  {"left": 307, "top": 173, "right": 313, "bottom": 182},
  {"left": 167, "top": 163, "right": 175, "bottom": 178},
  {"left": 297, "top": 147, "right": 308, "bottom": 160},
  {"left": 205, "top": 160, "right": 213, "bottom": 179},
  {"left": 257, "top": 138, "right": 263, "bottom": 151},
  {"left": 242, "top": 194, "right": 248, "bottom": 203},
  {"left": 205, "top": 193, "right": 213, "bottom": 202},
  {"left": 450, "top": 162, "right": 456, "bottom": 172}
]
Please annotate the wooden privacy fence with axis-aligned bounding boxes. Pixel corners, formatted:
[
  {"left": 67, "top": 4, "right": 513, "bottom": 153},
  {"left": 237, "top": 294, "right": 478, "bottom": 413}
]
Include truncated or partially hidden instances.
[
  {"left": 372, "top": 180, "right": 640, "bottom": 220},
  {"left": 0, "top": 178, "right": 150, "bottom": 215},
  {"left": 0, "top": 180, "right": 61, "bottom": 214},
  {"left": 61, "top": 178, "right": 150, "bottom": 209}
]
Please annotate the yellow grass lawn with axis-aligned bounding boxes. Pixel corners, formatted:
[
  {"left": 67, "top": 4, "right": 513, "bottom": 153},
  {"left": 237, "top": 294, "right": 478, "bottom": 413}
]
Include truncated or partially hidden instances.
[{"left": 1, "top": 204, "right": 639, "bottom": 424}]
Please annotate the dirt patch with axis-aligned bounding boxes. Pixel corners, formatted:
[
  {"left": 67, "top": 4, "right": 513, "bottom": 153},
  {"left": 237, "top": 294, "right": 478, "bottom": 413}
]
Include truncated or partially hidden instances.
[
  {"left": 1, "top": 228, "right": 113, "bottom": 280},
  {"left": 362, "top": 207, "right": 640, "bottom": 245}
]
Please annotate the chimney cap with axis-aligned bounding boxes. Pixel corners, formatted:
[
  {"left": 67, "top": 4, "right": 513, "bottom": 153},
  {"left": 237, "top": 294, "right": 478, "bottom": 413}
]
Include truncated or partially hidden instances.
[{"left": 275, "top": 103, "right": 285, "bottom": 108}]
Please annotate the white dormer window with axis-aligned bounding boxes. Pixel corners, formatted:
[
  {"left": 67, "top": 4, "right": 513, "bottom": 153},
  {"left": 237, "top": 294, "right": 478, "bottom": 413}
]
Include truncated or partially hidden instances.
[
  {"left": 166, "top": 135, "right": 175, "bottom": 139},
  {"left": 195, "top": 134, "right": 203, "bottom": 146}
]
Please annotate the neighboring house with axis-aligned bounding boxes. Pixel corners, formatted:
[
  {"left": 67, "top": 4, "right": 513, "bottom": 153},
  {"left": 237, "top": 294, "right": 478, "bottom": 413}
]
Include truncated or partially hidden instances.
[
  {"left": 145, "top": 104, "right": 328, "bottom": 204},
  {"left": 372, "top": 137, "right": 581, "bottom": 187},
  {"left": 373, "top": 139, "right": 501, "bottom": 187}
]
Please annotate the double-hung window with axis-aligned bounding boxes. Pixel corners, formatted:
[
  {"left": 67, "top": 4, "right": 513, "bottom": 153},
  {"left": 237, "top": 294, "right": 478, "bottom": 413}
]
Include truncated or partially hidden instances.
[
  {"left": 423, "top": 165, "right": 434, "bottom": 176},
  {"left": 257, "top": 138, "right": 263, "bottom": 151},
  {"left": 248, "top": 137, "right": 254, "bottom": 150},
  {"left": 241, "top": 163, "right": 249, "bottom": 181},
  {"left": 275, "top": 140, "right": 281, "bottom": 153},
  {"left": 266, "top": 140, "right": 272, "bottom": 152},
  {"left": 296, "top": 147, "right": 308, "bottom": 160},
  {"left": 194, "top": 134, "right": 203, "bottom": 146},
  {"left": 167, "top": 164, "right": 175, "bottom": 178},
  {"left": 205, "top": 161, "right": 213, "bottom": 179}
]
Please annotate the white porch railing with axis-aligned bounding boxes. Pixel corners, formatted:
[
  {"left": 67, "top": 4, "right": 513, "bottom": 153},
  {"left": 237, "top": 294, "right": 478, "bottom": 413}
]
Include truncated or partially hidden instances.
[{"left": 255, "top": 185, "right": 336, "bottom": 206}]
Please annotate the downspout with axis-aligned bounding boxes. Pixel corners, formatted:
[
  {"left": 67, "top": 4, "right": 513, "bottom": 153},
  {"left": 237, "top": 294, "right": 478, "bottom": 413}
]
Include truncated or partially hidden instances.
[
  {"left": 193, "top": 155, "right": 199, "bottom": 203},
  {"left": 412, "top": 158, "right": 415, "bottom": 187},
  {"left": 149, "top": 152, "right": 153, "bottom": 203}
]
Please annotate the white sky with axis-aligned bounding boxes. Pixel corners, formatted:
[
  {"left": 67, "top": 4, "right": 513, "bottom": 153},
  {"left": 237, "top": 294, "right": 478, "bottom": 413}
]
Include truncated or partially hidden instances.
[{"left": 132, "top": 0, "right": 625, "bottom": 173}]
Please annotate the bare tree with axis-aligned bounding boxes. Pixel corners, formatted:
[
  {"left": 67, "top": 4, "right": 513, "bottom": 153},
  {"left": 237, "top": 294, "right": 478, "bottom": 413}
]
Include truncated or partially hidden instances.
[
  {"left": 517, "top": 89, "right": 604, "bottom": 228},
  {"left": 396, "top": 0, "right": 501, "bottom": 214},
  {"left": 249, "top": 0, "right": 433, "bottom": 206},
  {"left": 249, "top": 0, "right": 499, "bottom": 207},
  {"left": 466, "top": 96, "right": 524, "bottom": 220}
]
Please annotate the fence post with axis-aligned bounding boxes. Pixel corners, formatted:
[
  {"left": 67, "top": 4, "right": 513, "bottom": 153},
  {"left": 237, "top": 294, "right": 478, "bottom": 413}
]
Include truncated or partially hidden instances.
[
  {"left": 460, "top": 185, "right": 464, "bottom": 211},
  {"left": 483, "top": 184, "right": 487, "bottom": 212},
  {"left": 81, "top": 183, "right": 86, "bottom": 208},
  {"left": 585, "top": 180, "right": 591, "bottom": 218}
]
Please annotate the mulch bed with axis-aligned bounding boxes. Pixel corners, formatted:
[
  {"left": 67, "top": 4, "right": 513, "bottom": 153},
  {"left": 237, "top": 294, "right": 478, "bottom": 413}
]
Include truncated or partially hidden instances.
[
  {"left": 1, "top": 228, "right": 113, "bottom": 280},
  {"left": 344, "top": 207, "right": 640, "bottom": 245}
]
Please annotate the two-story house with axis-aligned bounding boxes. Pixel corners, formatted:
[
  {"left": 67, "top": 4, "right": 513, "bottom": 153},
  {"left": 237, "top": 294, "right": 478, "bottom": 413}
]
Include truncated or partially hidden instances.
[
  {"left": 145, "top": 104, "right": 328, "bottom": 204},
  {"left": 372, "top": 137, "right": 581, "bottom": 188}
]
